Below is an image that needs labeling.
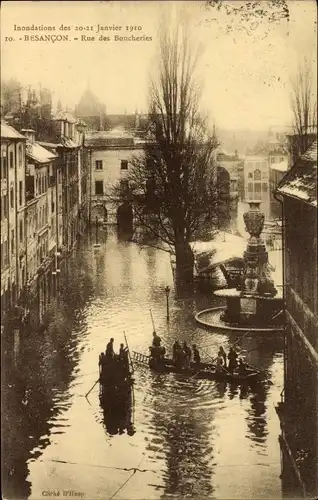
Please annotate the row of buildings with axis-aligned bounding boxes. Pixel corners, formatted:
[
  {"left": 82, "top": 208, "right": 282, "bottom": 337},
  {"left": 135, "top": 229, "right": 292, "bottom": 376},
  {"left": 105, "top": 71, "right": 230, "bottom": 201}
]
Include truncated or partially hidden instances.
[
  {"left": 275, "top": 138, "right": 317, "bottom": 498},
  {"left": 1, "top": 115, "right": 89, "bottom": 331}
]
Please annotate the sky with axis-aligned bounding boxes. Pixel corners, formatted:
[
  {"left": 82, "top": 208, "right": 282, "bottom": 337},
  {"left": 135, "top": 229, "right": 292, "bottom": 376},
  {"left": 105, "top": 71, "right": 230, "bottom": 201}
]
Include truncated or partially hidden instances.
[{"left": 1, "top": 0, "right": 317, "bottom": 130}]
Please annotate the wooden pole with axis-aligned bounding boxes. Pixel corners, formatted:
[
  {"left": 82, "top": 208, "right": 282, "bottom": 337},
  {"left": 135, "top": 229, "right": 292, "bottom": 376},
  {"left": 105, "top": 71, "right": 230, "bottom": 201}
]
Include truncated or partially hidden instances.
[
  {"left": 149, "top": 309, "right": 156, "bottom": 333},
  {"left": 85, "top": 378, "right": 99, "bottom": 398},
  {"left": 124, "top": 331, "right": 134, "bottom": 374}
]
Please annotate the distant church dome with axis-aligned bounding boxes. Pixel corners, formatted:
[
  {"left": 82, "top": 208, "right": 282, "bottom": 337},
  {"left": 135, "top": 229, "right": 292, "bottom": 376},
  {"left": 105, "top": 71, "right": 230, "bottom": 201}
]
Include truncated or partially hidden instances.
[
  {"left": 75, "top": 86, "right": 106, "bottom": 131},
  {"left": 75, "top": 87, "right": 103, "bottom": 118}
]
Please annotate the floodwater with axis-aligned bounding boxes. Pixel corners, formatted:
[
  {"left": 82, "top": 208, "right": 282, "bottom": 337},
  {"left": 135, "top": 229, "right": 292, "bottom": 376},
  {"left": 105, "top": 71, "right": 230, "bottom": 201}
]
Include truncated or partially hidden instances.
[{"left": 2, "top": 228, "right": 284, "bottom": 500}]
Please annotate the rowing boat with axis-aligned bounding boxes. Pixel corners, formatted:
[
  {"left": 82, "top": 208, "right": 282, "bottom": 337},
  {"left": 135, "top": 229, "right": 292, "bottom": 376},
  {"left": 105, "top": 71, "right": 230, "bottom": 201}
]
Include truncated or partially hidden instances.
[
  {"left": 132, "top": 351, "right": 261, "bottom": 384},
  {"left": 99, "top": 352, "right": 134, "bottom": 407}
]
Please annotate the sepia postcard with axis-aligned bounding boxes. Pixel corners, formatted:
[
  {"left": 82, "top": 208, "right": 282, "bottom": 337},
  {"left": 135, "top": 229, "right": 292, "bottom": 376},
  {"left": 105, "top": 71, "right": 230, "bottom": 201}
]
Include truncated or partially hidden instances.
[{"left": 1, "top": 1, "right": 317, "bottom": 500}]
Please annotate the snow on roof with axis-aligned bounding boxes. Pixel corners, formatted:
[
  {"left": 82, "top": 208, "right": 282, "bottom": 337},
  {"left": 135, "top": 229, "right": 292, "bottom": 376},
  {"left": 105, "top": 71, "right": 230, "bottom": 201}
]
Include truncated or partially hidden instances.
[
  {"left": 276, "top": 140, "right": 317, "bottom": 207},
  {"left": 1, "top": 121, "right": 26, "bottom": 140},
  {"left": 270, "top": 159, "right": 288, "bottom": 172},
  {"left": 85, "top": 129, "right": 136, "bottom": 148},
  {"left": 191, "top": 232, "right": 246, "bottom": 272},
  {"left": 53, "top": 111, "right": 77, "bottom": 123},
  {"left": 26, "top": 142, "right": 57, "bottom": 163}
]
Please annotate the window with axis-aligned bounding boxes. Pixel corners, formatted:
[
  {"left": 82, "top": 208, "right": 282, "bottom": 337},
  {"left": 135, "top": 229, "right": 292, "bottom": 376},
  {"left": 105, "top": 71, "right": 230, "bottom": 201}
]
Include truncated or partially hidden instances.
[
  {"left": 262, "top": 183, "right": 268, "bottom": 192},
  {"left": 51, "top": 192, "right": 55, "bottom": 213},
  {"left": 19, "top": 144, "right": 23, "bottom": 166},
  {"left": 3, "top": 194, "right": 8, "bottom": 219},
  {"left": 95, "top": 181, "right": 104, "bottom": 195},
  {"left": 9, "top": 151, "right": 14, "bottom": 168},
  {"left": 11, "top": 229, "right": 14, "bottom": 254},
  {"left": 254, "top": 183, "right": 261, "bottom": 193},
  {"left": 95, "top": 160, "right": 103, "bottom": 170},
  {"left": 248, "top": 182, "right": 253, "bottom": 192},
  {"left": 19, "top": 218, "right": 23, "bottom": 243},
  {"left": 121, "top": 160, "right": 128, "bottom": 170},
  {"left": 120, "top": 180, "right": 129, "bottom": 192},
  {"left": 1, "top": 155, "right": 7, "bottom": 179},
  {"left": 248, "top": 172, "right": 253, "bottom": 179},
  {"left": 254, "top": 169, "right": 261, "bottom": 181},
  {"left": 19, "top": 181, "right": 23, "bottom": 206},
  {"left": 10, "top": 187, "right": 14, "bottom": 209}
]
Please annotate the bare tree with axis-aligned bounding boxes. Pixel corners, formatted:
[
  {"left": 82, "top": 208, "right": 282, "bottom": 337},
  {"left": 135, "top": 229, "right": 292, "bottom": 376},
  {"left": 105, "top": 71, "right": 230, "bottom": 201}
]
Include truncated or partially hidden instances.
[
  {"left": 290, "top": 59, "right": 317, "bottom": 157},
  {"left": 112, "top": 19, "right": 219, "bottom": 287}
]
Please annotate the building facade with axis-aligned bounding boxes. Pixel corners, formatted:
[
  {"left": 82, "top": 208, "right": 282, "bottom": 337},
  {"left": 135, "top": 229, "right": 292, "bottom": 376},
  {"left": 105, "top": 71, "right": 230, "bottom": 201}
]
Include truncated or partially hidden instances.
[
  {"left": 243, "top": 155, "right": 270, "bottom": 218},
  {"left": 41, "top": 113, "right": 89, "bottom": 252},
  {"left": 276, "top": 140, "right": 318, "bottom": 498},
  {"left": 216, "top": 148, "right": 243, "bottom": 231},
  {"left": 23, "top": 128, "right": 58, "bottom": 323},
  {"left": 1, "top": 122, "right": 26, "bottom": 324},
  {"left": 1, "top": 114, "right": 89, "bottom": 331},
  {"left": 85, "top": 128, "right": 145, "bottom": 226}
]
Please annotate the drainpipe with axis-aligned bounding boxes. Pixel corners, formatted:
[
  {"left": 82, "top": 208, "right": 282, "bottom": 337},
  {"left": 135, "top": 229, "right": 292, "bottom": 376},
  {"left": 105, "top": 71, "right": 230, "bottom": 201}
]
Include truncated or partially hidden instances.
[
  {"left": 273, "top": 190, "right": 287, "bottom": 393},
  {"left": 6, "top": 143, "right": 11, "bottom": 310},
  {"left": 89, "top": 148, "right": 92, "bottom": 229},
  {"left": 55, "top": 157, "right": 59, "bottom": 250},
  {"left": 14, "top": 141, "right": 19, "bottom": 297}
]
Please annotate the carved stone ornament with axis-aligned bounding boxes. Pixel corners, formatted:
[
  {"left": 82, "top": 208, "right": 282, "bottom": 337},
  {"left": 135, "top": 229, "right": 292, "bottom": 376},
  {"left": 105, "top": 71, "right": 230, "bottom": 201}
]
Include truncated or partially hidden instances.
[{"left": 243, "top": 201, "right": 265, "bottom": 238}]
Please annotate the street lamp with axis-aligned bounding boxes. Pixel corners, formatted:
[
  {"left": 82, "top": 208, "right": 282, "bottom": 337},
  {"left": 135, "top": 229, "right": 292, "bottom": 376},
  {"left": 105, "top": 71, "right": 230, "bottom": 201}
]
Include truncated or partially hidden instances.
[{"left": 165, "top": 285, "right": 171, "bottom": 322}]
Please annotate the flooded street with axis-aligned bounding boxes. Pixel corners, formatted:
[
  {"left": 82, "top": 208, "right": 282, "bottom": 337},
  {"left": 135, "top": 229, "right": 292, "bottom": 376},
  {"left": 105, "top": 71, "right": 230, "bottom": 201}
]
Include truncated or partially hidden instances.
[{"left": 2, "top": 229, "right": 284, "bottom": 499}]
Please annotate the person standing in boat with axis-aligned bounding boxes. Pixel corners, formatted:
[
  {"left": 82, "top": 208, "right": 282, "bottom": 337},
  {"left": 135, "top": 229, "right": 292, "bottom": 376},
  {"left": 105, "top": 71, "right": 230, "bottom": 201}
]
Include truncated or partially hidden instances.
[
  {"left": 151, "top": 331, "right": 164, "bottom": 362},
  {"left": 119, "top": 343, "right": 128, "bottom": 359},
  {"left": 173, "top": 340, "right": 180, "bottom": 364},
  {"left": 183, "top": 342, "right": 191, "bottom": 368},
  {"left": 216, "top": 355, "right": 225, "bottom": 373},
  {"left": 192, "top": 345, "right": 201, "bottom": 365},
  {"left": 106, "top": 338, "right": 115, "bottom": 358},
  {"left": 152, "top": 331, "right": 162, "bottom": 348},
  {"left": 218, "top": 347, "right": 227, "bottom": 368},
  {"left": 228, "top": 347, "right": 238, "bottom": 373},
  {"left": 238, "top": 358, "right": 247, "bottom": 375},
  {"left": 119, "top": 343, "right": 129, "bottom": 372}
]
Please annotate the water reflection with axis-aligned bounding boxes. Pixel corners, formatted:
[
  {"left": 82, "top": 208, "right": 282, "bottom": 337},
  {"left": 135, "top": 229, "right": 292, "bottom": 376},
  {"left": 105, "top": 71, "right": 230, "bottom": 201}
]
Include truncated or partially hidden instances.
[
  {"left": 100, "top": 388, "right": 135, "bottom": 437},
  {"left": 1, "top": 249, "right": 94, "bottom": 499},
  {"left": 2, "top": 228, "right": 283, "bottom": 500}
]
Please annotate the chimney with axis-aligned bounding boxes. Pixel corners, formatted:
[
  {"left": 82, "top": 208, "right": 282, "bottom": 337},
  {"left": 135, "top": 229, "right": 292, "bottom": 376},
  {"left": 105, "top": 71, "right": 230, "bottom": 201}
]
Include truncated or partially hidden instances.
[{"left": 21, "top": 128, "right": 36, "bottom": 143}]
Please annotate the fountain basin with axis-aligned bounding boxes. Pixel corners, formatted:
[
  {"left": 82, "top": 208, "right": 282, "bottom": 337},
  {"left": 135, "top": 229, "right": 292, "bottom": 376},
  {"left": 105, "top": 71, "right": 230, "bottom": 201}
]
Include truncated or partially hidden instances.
[{"left": 195, "top": 306, "right": 284, "bottom": 334}]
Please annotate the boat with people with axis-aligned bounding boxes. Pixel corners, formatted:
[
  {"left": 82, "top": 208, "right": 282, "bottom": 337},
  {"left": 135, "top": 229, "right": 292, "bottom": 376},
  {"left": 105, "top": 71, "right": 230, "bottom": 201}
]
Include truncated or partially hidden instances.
[
  {"left": 98, "top": 336, "right": 134, "bottom": 406},
  {"left": 132, "top": 331, "right": 262, "bottom": 385}
]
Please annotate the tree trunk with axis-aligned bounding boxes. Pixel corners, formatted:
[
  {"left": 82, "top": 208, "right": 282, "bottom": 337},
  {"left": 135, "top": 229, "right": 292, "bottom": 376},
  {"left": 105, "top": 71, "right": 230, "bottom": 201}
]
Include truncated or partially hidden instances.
[{"left": 174, "top": 241, "right": 194, "bottom": 291}]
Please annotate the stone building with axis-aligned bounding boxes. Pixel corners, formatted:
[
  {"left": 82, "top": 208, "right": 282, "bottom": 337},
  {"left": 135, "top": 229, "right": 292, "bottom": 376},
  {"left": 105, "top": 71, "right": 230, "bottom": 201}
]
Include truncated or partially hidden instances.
[
  {"left": 1, "top": 114, "right": 89, "bottom": 331},
  {"left": 276, "top": 139, "right": 318, "bottom": 498},
  {"left": 41, "top": 112, "right": 89, "bottom": 252},
  {"left": 1, "top": 122, "right": 26, "bottom": 322},
  {"left": 85, "top": 127, "right": 146, "bottom": 227},
  {"left": 216, "top": 148, "right": 243, "bottom": 231},
  {"left": 243, "top": 155, "right": 270, "bottom": 218},
  {"left": 23, "top": 128, "right": 58, "bottom": 322}
]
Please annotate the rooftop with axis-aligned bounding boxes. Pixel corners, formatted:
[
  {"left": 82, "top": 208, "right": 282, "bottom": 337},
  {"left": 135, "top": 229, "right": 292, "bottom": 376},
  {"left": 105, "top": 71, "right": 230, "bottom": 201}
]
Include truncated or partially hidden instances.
[
  {"left": 1, "top": 121, "right": 26, "bottom": 140},
  {"left": 85, "top": 128, "right": 145, "bottom": 148},
  {"left": 276, "top": 140, "right": 317, "bottom": 207},
  {"left": 270, "top": 159, "right": 289, "bottom": 173},
  {"left": 26, "top": 141, "right": 57, "bottom": 164},
  {"left": 52, "top": 111, "right": 77, "bottom": 123}
]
